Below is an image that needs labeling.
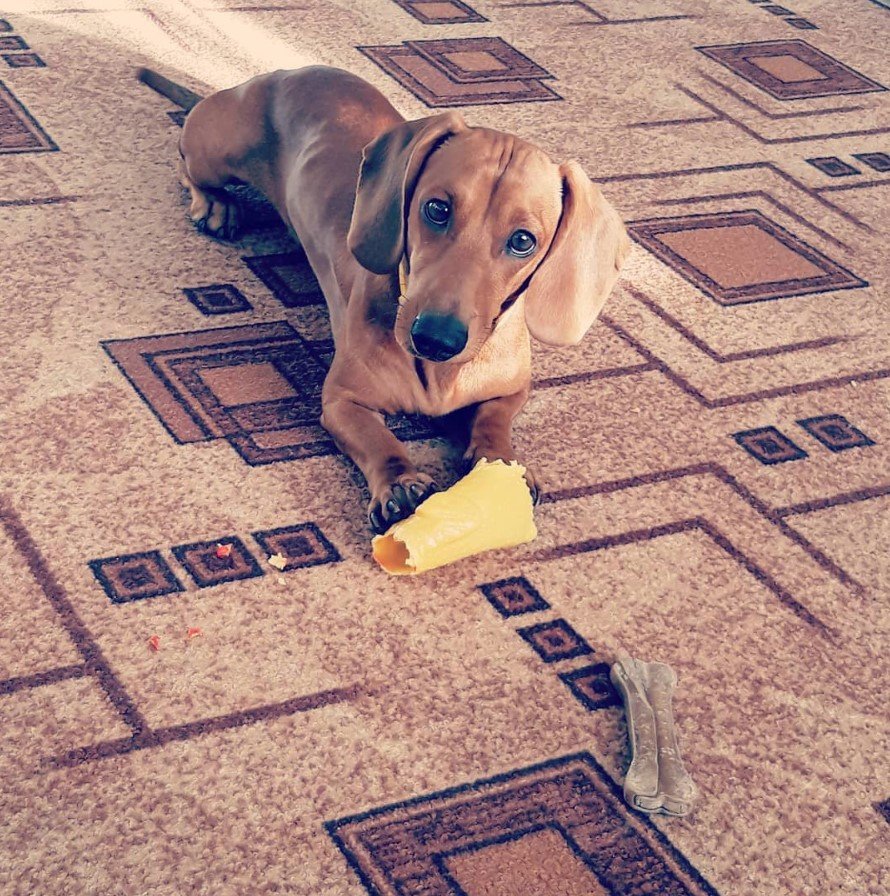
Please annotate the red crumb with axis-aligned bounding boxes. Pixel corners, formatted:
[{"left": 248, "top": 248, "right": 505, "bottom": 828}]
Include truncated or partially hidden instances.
[
  {"left": 186, "top": 627, "right": 203, "bottom": 641},
  {"left": 147, "top": 635, "right": 161, "bottom": 652},
  {"left": 215, "top": 543, "right": 233, "bottom": 559}
]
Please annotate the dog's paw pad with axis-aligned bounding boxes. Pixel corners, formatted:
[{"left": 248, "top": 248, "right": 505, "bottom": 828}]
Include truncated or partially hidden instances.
[
  {"left": 190, "top": 197, "right": 240, "bottom": 242},
  {"left": 369, "top": 474, "right": 437, "bottom": 534}
]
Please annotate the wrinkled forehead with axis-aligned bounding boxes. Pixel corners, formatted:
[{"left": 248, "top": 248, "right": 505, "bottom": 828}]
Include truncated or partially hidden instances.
[{"left": 417, "top": 128, "right": 562, "bottom": 222}]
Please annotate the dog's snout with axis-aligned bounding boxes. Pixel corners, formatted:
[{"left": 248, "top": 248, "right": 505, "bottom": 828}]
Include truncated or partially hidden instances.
[{"left": 410, "top": 313, "right": 469, "bottom": 362}]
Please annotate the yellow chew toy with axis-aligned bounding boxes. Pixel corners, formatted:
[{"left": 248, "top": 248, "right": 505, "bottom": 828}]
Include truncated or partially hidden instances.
[{"left": 372, "top": 459, "right": 537, "bottom": 575}]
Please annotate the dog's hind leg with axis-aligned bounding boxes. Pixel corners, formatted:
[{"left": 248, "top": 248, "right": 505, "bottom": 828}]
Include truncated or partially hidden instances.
[
  {"left": 176, "top": 75, "right": 279, "bottom": 241},
  {"left": 137, "top": 67, "right": 239, "bottom": 239},
  {"left": 177, "top": 157, "right": 241, "bottom": 241},
  {"left": 177, "top": 100, "right": 244, "bottom": 241}
]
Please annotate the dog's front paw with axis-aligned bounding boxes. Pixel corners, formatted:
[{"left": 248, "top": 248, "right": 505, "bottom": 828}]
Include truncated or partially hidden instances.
[
  {"left": 520, "top": 463, "right": 541, "bottom": 505},
  {"left": 463, "top": 446, "right": 541, "bottom": 504},
  {"left": 368, "top": 472, "right": 437, "bottom": 534}
]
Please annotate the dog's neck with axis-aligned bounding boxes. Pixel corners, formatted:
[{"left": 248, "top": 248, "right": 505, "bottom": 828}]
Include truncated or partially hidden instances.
[{"left": 392, "top": 256, "right": 529, "bottom": 409}]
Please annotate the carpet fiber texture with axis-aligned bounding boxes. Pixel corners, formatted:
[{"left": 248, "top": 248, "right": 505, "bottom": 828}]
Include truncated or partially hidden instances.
[{"left": 1, "top": 1, "right": 888, "bottom": 894}]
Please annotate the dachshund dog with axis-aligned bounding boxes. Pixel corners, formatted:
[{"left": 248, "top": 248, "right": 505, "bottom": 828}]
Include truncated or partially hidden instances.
[{"left": 138, "top": 66, "right": 629, "bottom": 532}]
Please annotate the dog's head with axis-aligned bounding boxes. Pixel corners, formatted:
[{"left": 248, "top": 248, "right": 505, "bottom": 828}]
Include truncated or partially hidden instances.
[{"left": 347, "top": 113, "right": 630, "bottom": 363}]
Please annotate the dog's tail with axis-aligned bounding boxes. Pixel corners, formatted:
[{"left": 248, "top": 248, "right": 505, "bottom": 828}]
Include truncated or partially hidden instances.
[{"left": 137, "top": 67, "right": 204, "bottom": 112}]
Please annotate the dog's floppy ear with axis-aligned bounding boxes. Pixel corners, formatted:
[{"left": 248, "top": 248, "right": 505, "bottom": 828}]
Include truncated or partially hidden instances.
[
  {"left": 348, "top": 112, "right": 467, "bottom": 274},
  {"left": 524, "top": 161, "right": 630, "bottom": 346}
]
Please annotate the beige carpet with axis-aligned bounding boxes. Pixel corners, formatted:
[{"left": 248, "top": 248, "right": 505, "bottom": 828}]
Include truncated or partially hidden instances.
[{"left": 1, "top": 1, "right": 888, "bottom": 894}]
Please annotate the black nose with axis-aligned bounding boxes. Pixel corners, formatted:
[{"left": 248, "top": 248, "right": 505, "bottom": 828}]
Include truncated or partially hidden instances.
[{"left": 410, "top": 313, "right": 468, "bottom": 362}]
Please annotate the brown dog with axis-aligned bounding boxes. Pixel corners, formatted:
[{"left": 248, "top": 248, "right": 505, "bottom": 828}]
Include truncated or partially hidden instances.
[{"left": 138, "top": 66, "right": 629, "bottom": 532}]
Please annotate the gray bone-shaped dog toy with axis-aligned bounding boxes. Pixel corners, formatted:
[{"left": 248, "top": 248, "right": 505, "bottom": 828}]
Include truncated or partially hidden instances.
[{"left": 610, "top": 655, "right": 698, "bottom": 816}]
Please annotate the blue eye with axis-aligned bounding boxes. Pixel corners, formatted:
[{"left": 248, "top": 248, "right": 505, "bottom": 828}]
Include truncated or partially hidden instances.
[
  {"left": 423, "top": 198, "right": 451, "bottom": 227},
  {"left": 507, "top": 229, "right": 536, "bottom": 257}
]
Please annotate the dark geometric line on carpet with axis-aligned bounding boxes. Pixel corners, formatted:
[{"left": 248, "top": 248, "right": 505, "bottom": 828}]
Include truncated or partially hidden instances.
[
  {"left": 542, "top": 462, "right": 865, "bottom": 595},
  {"left": 814, "top": 178, "right": 890, "bottom": 193},
  {"left": 775, "top": 483, "right": 890, "bottom": 517},
  {"left": 0, "top": 194, "right": 79, "bottom": 208},
  {"left": 0, "top": 663, "right": 87, "bottom": 696},
  {"left": 598, "top": 160, "right": 870, "bottom": 231},
  {"left": 627, "top": 113, "right": 721, "bottom": 129},
  {"left": 623, "top": 282, "right": 850, "bottom": 359},
  {"left": 0, "top": 78, "right": 58, "bottom": 153},
  {"left": 0, "top": 496, "right": 147, "bottom": 735},
  {"left": 699, "top": 72, "right": 865, "bottom": 121},
  {"left": 532, "top": 361, "right": 655, "bottom": 388},
  {"left": 529, "top": 517, "right": 836, "bottom": 639},
  {"left": 600, "top": 314, "right": 889, "bottom": 410},
  {"left": 571, "top": 14, "right": 695, "bottom": 25},
  {"left": 45, "top": 684, "right": 365, "bottom": 768},
  {"left": 501, "top": 1, "right": 696, "bottom": 28},
  {"left": 675, "top": 83, "right": 890, "bottom": 146}
]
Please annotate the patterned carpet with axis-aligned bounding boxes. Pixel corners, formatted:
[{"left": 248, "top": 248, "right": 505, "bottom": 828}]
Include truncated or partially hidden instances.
[{"left": 1, "top": 1, "right": 888, "bottom": 894}]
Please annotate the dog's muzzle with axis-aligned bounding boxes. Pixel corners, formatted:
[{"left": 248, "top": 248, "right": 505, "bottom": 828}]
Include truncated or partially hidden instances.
[{"left": 410, "top": 312, "right": 468, "bottom": 362}]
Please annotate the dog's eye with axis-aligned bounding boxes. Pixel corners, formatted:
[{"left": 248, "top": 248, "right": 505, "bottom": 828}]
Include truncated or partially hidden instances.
[
  {"left": 423, "top": 199, "right": 451, "bottom": 227},
  {"left": 507, "top": 230, "right": 537, "bottom": 257}
]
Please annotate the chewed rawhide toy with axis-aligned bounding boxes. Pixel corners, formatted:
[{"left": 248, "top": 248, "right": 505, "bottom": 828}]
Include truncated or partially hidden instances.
[
  {"left": 610, "top": 655, "right": 698, "bottom": 817},
  {"left": 372, "top": 459, "right": 537, "bottom": 574}
]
